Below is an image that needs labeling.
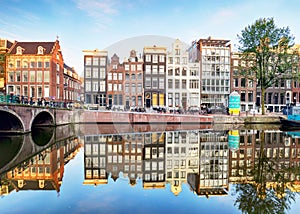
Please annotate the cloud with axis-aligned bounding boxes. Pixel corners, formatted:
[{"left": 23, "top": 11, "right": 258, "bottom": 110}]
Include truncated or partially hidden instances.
[{"left": 75, "top": 0, "right": 119, "bottom": 28}]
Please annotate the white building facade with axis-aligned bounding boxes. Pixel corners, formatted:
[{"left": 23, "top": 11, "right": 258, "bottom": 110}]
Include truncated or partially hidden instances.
[{"left": 166, "top": 39, "right": 200, "bottom": 112}]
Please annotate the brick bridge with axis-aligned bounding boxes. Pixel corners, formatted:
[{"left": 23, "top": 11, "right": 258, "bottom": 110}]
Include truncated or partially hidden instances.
[
  {"left": 0, "top": 103, "right": 77, "bottom": 133},
  {"left": 0, "top": 125, "right": 78, "bottom": 175}
]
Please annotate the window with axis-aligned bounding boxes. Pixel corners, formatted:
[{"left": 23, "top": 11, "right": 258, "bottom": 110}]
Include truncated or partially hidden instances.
[
  {"left": 45, "top": 61, "right": 50, "bottom": 68},
  {"left": 85, "top": 57, "right": 92, "bottom": 65},
  {"left": 108, "top": 83, "right": 112, "bottom": 91},
  {"left": 30, "top": 71, "right": 35, "bottom": 82},
  {"left": 137, "top": 64, "right": 142, "bottom": 70},
  {"left": 31, "top": 86, "right": 35, "bottom": 97},
  {"left": 93, "top": 57, "right": 99, "bottom": 65},
  {"left": 182, "top": 80, "right": 186, "bottom": 89},
  {"left": 100, "top": 58, "right": 106, "bottom": 66},
  {"left": 93, "top": 68, "right": 98, "bottom": 78},
  {"left": 125, "top": 64, "right": 129, "bottom": 70},
  {"left": 38, "top": 46, "right": 44, "bottom": 54},
  {"left": 125, "top": 83, "right": 129, "bottom": 93},
  {"left": 234, "top": 78, "right": 238, "bottom": 87},
  {"left": 145, "top": 55, "right": 151, "bottom": 62},
  {"left": 22, "top": 60, "right": 28, "bottom": 68},
  {"left": 138, "top": 83, "right": 142, "bottom": 93},
  {"left": 93, "top": 82, "right": 98, "bottom": 92},
  {"left": 145, "top": 65, "right": 151, "bottom": 74},
  {"left": 16, "top": 46, "right": 23, "bottom": 54},
  {"left": 168, "top": 79, "right": 173, "bottom": 89},
  {"left": 22, "top": 71, "right": 28, "bottom": 82},
  {"left": 44, "top": 71, "right": 49, "bottom": 82},
  {"left": 118, "top": 73, "right": 123, "bottom": 80},
  {"left": 145, "top": 77, "right": 151, "bottom": 89},
  {"left": 16, "top": 71, "right": 21, "bottom": 82},
  {"left": 159, "top": 78, "right": 164, "bottom": 89},
  {"left": 159, "top": 55, "right": 165, "bottom": 62},
  {"left": 189, "top": 80, "right": 199, "bottom": 89},
  {"left": 85, "top": 82, "right": 91, "bottom": 91},
  {"left": 159, "top": 65, "right": 164, "bottom": 74},
  {"left": 30, "top": 61, "right": 35, "bottom": 68},
  {"left": 37, "top": 61, "right": 42, "bottom": 68},
  {"left": 16, "top": 60, "right": 21, "bottom": 68},
  {"left": 100, "top": 81, "right": 105, "bottom": 91},
  {"left": 44, "top": 86, "right": 49, "bottom": 98},
  {"left": 37, "top": 71, "right": 42, "bottom": 82},
  {"left": 37, "top": 86, "right": 42, "bottom": 98},
  {"left": 241, "top": 78, "right": 246, "bottom": 87},
  {"left": 131, "top": 64, "right": 136, "bottom": 71},
  {"left": 131, "top": 84, "right": 136, "bottom": 93},
  {"left": 168, "top": 93, "right": 173, "bottom": 106},
  {"left": 108, "top": 73, "right": 112, "bottom": 80},
  {"left": 100, "top": 68, "right": 105, "bottom": 78},
  {"left": 152, "top": 65, "right": 158, "bottom": 74},
  {"left": 23, "top": 86, "right": 28, "bottom": 96},
  {"left": 152, "top": 78, "right": 158, "bottom": 89}
]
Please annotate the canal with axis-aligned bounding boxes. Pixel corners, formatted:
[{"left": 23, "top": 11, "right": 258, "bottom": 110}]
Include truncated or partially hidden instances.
[{"left": 0, "top": 124, "right": 300, "bottom": 214}]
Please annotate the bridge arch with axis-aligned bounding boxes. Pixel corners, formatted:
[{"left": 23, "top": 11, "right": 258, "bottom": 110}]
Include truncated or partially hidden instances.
[
  {"left": 0, "top": 135, "right": 24, "bottom": 170},
  {"left": 31, "top": 126, "right": 55, "bottom": 146},
  {"left": 0, "top": 109, "right": 25, "bottom": 133},
  {"left": 31, "top": 110, "right": 54, "bottom": 129}
]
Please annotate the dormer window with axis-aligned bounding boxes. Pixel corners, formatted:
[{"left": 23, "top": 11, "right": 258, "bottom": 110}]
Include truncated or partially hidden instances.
[
  {"left": 16, "top": 46, "right": 23, "bottom": 55},
  {"left": 38, "top": 46, "right": 44, "bottom": 54}
]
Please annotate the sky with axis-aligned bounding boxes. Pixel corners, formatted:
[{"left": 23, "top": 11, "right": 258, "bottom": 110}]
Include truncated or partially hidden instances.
[{"left": 1, "top": 0, "right": 300, "bottom": 75}]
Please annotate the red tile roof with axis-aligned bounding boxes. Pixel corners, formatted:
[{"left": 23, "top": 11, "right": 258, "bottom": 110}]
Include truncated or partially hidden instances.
[{"left": 9, "top": 41, "right": 57, "bottom": 55}]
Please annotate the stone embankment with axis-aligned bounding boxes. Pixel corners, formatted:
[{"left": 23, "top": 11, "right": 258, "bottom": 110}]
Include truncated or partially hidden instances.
[
  {"left": 80, "top": 110, "right": 282, "bottom": 125},
  {"left": 213, "top": 113, "right": 282, "bottom": 124}
]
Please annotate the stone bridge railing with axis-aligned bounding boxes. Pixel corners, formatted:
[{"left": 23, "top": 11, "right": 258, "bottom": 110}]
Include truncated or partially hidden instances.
[{"left": 0, "top": 104, "right": 80, "bottom": 133}]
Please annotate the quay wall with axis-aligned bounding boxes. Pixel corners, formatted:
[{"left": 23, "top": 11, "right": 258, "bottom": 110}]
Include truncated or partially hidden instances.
[
  {"left": 79, "top": 111, "right": 214, "bottom": 124},
  {"left": 213, "top": 114, "right": 281, "bottom": 124}
]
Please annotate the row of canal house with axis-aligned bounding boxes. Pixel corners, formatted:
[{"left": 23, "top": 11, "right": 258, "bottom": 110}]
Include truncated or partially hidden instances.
[
  {"left": 83, "top": 37, "right": 300, "bottom": 113},
  {"left": 83, "top": 37, "right": 231, "bottom": 112},
  {"left": 0, "top": 38, "right": 81, "bottom": 105}
]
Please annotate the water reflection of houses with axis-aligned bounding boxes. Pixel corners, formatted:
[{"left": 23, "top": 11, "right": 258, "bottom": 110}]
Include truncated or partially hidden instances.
[
  {"left": 166, "top": 130, "right": 200, "bottom": 196},
  {"left": 0, "top": 136, "right": 82, "bottom": 196},
  {"left": 143, "top": 132, "right": 165, "bottom": 189},
  {"left": 229, "top": 129, "right": 300, "bottom": 193},
  {"left": 83, "top": 130, "right": 230, "bottom": 198},
  {"left": 188, "top": 131, "right": 229, "bottom": 198}
]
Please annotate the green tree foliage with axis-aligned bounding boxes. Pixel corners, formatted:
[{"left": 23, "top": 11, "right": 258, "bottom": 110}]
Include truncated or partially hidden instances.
[{"left": 237, "top": 17, "right": 298, "bottom": 114}]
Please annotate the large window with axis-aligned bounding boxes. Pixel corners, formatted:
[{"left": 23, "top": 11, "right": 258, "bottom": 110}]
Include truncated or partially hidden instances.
[
  {"left": 37, "top": 71, "right": 42, "bottom": 82},
  {"left": 30, "top": 71, "right": 35, "bottom": 82},
  {"left": 44, "top": 71, "right": 49, "bottom": 82},
  {"left": 85, "top": 57, "right": 92, "bottom": 65}
]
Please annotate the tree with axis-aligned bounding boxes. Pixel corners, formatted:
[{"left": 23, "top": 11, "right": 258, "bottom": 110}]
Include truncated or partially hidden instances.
[
  {"left": 237, "top": 17, "right": 298, "bottom": 115},
  {"left": 233, "top": 130, "right": 298, "bottom": 214}
]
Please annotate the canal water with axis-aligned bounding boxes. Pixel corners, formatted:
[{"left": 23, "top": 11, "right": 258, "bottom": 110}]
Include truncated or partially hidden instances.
[{"left": 0, "top": 124, "right": 300, "bottom": 214}]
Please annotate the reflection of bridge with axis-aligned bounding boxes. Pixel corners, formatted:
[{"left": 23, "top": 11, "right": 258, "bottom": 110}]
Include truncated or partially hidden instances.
[
  {"left": 0, "top": 125, "right": 77, "bottom": 175},
  {"left": 0, "top": 104, "right": 77, "bottom": 133}
]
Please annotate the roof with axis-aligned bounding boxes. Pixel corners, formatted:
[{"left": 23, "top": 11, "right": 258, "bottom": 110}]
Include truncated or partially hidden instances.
[
  {"left": 198, "top": 37, "right": 230, "bottom": 47},
  {"left": 9, "top": 41, "right": 57, "bottom": 55}
]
